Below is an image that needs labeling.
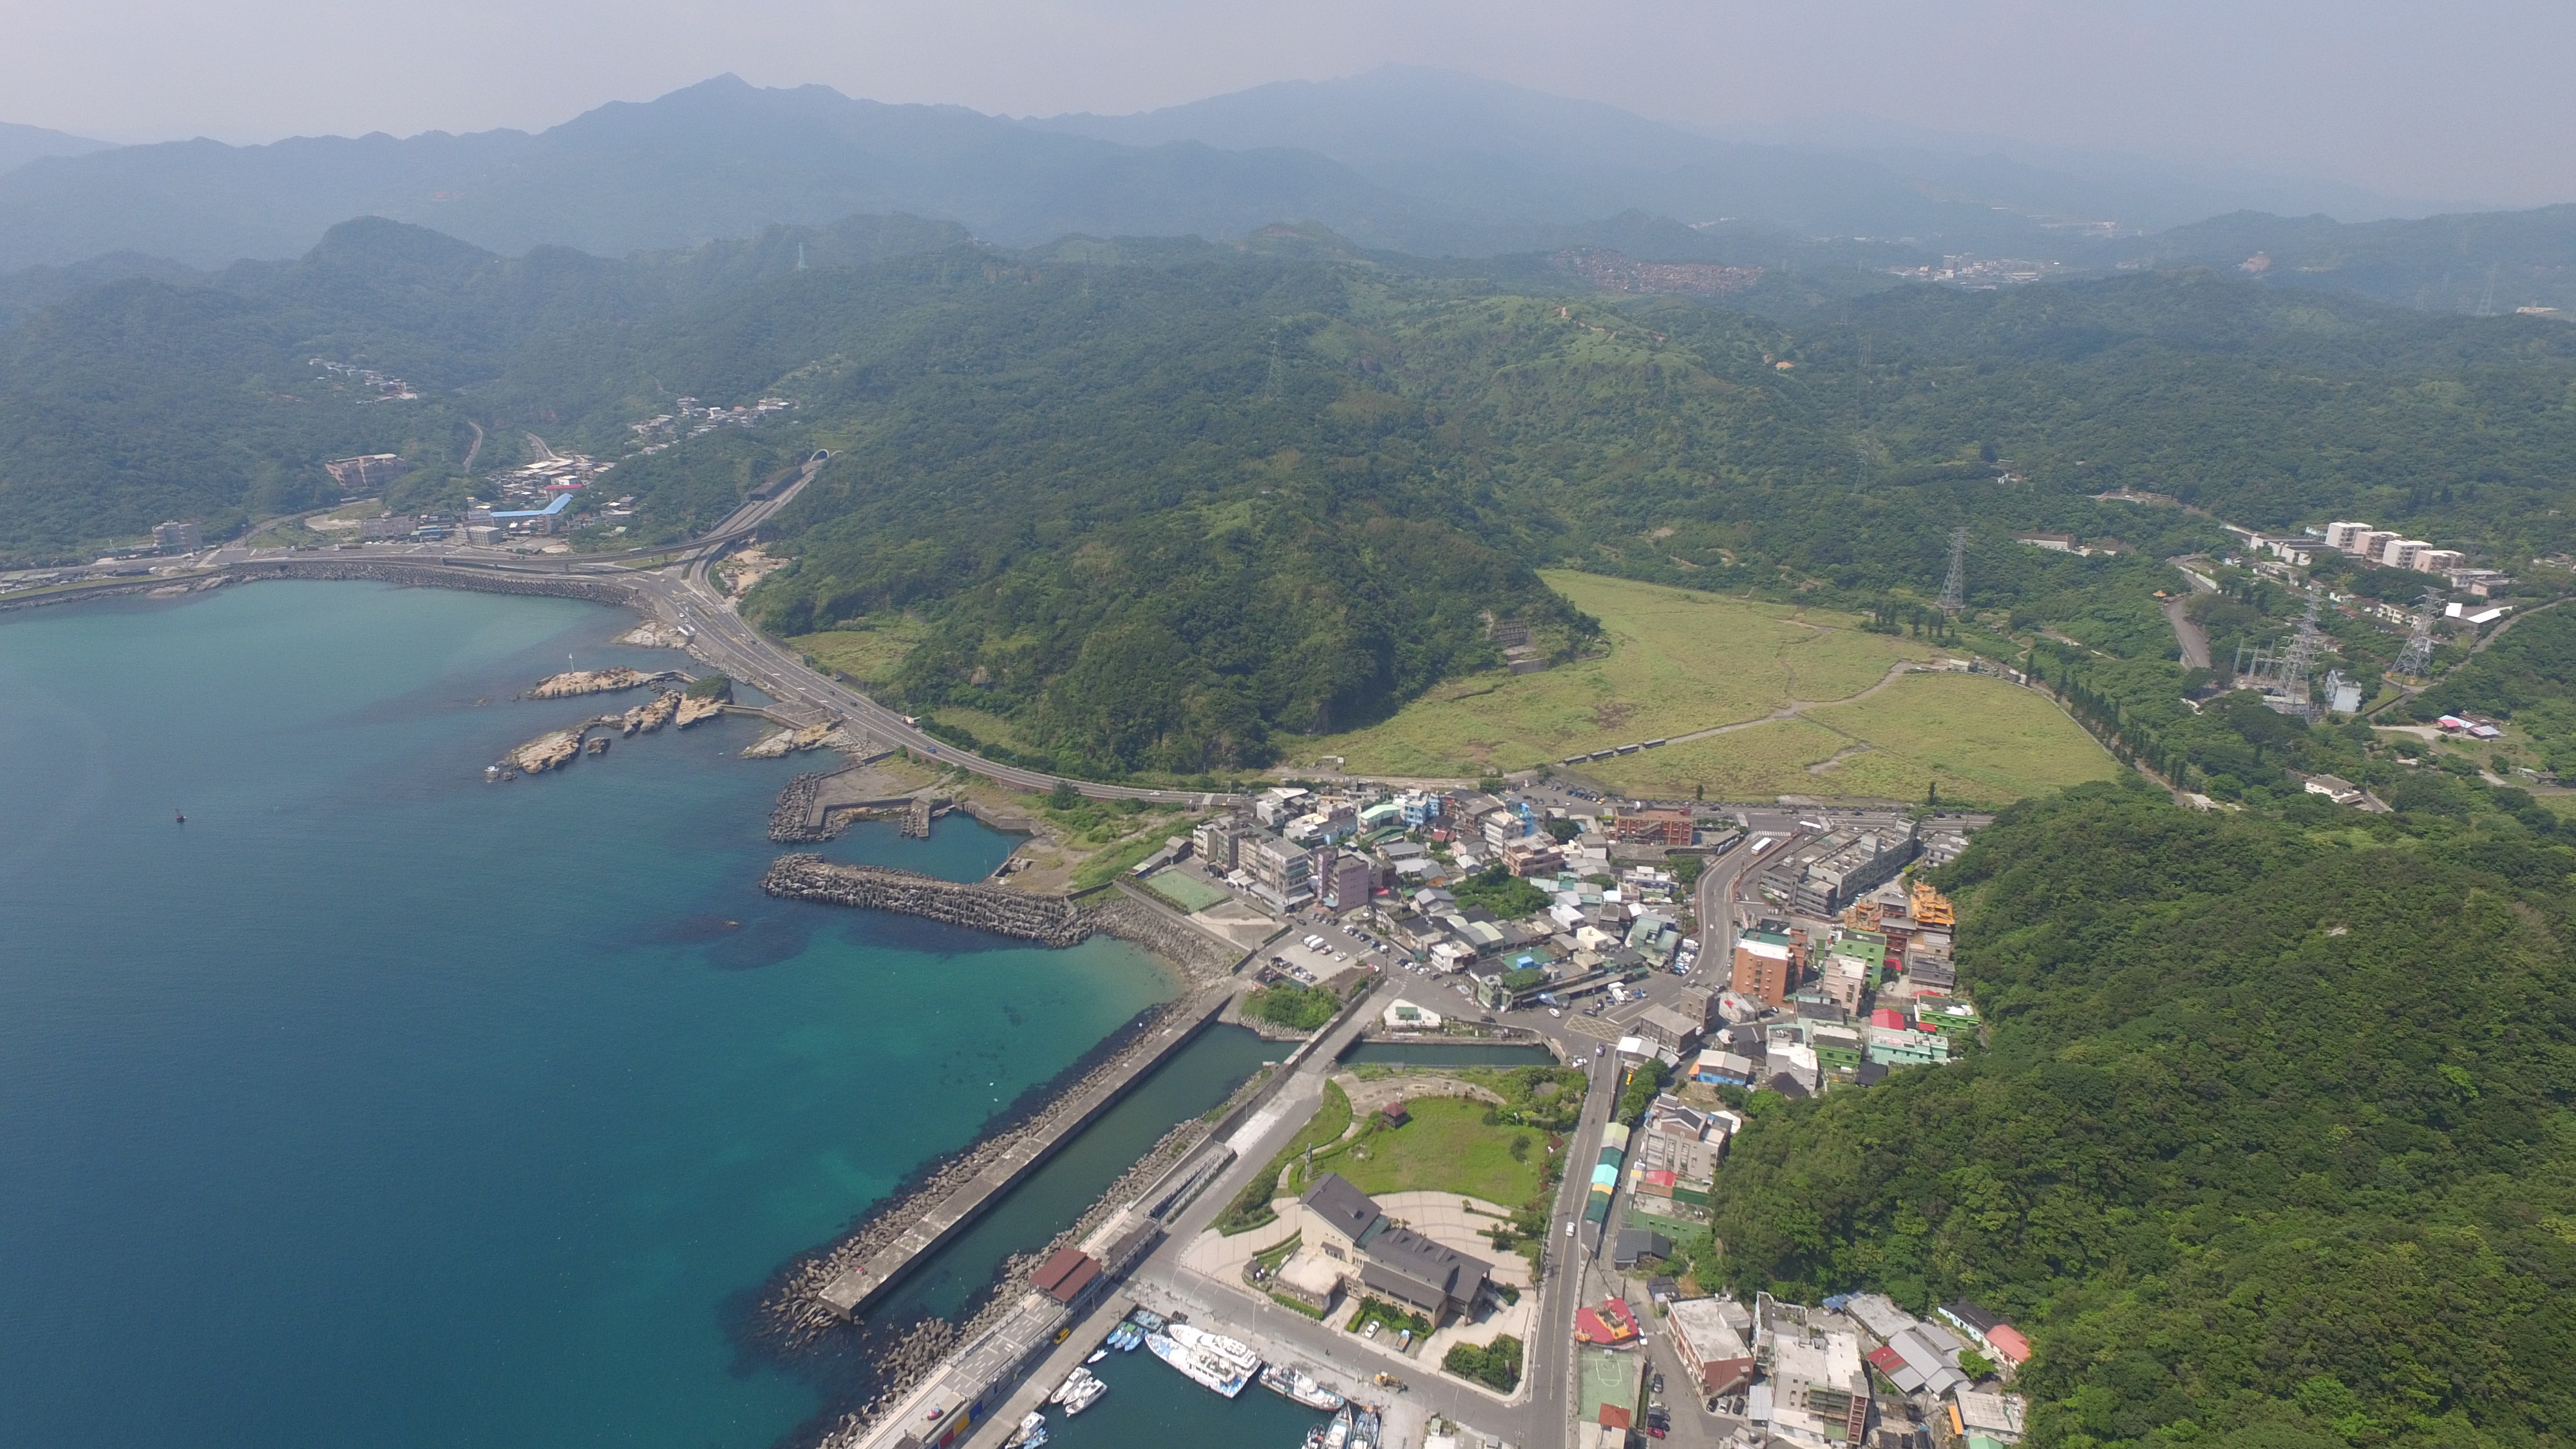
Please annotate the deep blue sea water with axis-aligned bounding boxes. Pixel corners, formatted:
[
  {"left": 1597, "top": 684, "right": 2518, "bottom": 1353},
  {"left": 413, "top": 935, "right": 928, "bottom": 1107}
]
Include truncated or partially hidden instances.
[{"left": 0, "top": 582, "right": 1197, "bottom": 1448}]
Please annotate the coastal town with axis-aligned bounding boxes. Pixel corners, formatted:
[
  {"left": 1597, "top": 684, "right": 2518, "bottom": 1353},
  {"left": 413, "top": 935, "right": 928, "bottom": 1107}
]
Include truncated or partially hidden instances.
[
  {"left": 0, "top": 393, "right": 2531, "bottom": 1449},
  {"left": 752, "top": 750, "right": 2011, "bottom": 1449}
]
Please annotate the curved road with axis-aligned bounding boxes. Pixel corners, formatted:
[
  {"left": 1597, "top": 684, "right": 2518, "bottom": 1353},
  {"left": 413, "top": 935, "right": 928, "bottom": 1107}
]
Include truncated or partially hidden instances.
[{"left": 617, "top": 462, "right": 1233, "bottom": 806}]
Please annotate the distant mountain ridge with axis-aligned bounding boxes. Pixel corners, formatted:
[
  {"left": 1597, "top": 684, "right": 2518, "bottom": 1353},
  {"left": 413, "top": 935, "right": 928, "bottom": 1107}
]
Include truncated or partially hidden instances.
[
  {"left": 0, "top": 69, "right": 2497, "bottom": 279},
  {"left": 0, "top": 120, "right": 113, "bottom": 178},
  {"left": 0, "top": 70, "right": 2571, "bottom": 314}
]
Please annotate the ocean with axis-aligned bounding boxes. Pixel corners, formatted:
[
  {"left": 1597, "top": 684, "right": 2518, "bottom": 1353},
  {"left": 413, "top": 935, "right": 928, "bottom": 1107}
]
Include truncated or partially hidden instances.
[{"left": 0, "top": 580, "right": 1222, "bottom": 1448}]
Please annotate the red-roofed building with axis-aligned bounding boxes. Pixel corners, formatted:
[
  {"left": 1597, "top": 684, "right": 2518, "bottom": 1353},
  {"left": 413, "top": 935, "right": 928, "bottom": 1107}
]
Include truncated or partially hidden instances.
[
  {"left": 1985, "top": 1323, "right": 2032, "bottom": 1369},
  {"left": 1868, "top": 1344, "right": 1907, "bottom": 1378},
  {"left": 1575, "top": 1298, "right": 1642, "bottom": 1345},
  {"left": 1030, "top": 1246, "right": 1102, "bottom": 1305},
  {"left": 1871, "top": 1007, "right": 1908, "bottom": 1030}
]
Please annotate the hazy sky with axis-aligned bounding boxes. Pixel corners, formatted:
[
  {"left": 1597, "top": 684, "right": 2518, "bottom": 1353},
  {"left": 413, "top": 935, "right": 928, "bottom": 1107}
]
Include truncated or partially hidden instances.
[{"left": 7, "top": 0, "right": 2571, "bottom": 205}]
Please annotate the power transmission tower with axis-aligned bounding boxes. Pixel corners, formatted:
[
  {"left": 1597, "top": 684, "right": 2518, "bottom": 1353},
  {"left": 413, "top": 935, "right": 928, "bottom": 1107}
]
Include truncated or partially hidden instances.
[
  {"left": 1938, "top": 527, "right": 1967, "bottom": 616},
  {"left": 2232, "top": 587, "right": 2329, "bottom": 717},
  {"left": 2477, "top": 263, "right": 2499, "bottom": 317},
  {"left": 2392, "top": 588, "right": 2445, "bottom": 679}
]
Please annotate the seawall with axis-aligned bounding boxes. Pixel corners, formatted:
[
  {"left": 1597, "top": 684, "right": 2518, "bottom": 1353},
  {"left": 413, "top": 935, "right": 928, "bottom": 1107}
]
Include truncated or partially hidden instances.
[
  {"left": 772, "top": 982, "right": 1235, "bottom": 1330},
  {"left": 762, "top": 855, "right": 1090, "bottom": 947},
  {"left": 757, "top": 855, "right": 1257, "bottom": 1331},
  {"left": 0, "top": 559, "right": 643, "bottom": 614}
]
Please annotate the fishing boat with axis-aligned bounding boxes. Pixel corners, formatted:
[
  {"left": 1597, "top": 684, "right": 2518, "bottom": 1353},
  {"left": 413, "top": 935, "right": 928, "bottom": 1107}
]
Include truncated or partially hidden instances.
[
  {"left": 1004, "top": 1412, "right": 1048, "bottom": 1448},
  {"left": 1144, "top": 1331, "right": 1251, "bottom": 1397},
  {"left": 1061, "top": 1371, "right": 1107, "bottom": 1416},
  {"left": 1321, "top": 1405, "right": 1355, "bottom": 1449},
  {"left": 1168, "top": 1321, "right": 1262, "bottom": 1378},
  {"left": 1258, "top": 1363, "right": 1347, "bottom": 1412},
  {"left": 1350, "top": 1406, "right": 1381, "bottom": 1449},
  {"left": 1303, "top": 1426, "right": 1327, "bottom": 1449},
  {"left": 1130, "top": 1309, "right": 1166, "bottom": 1332},
  {"left": 1105, "top": 1321, "right": 1144, "bottom": 1352}
]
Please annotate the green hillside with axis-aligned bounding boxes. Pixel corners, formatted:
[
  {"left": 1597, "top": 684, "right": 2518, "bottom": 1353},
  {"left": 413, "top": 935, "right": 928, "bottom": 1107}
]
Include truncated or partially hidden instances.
[
  {"left": 1699, "top": 780, "right": 2576, "bottom": 1449},
  {"left": 10, "top": 216, "right": 2576, "bottom": 773}
]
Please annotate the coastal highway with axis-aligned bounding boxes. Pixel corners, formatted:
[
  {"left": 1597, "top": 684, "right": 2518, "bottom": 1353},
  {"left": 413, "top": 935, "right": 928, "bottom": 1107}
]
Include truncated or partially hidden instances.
[{"left": 96, "top": 450, "right": 1237, "bottom": 808}]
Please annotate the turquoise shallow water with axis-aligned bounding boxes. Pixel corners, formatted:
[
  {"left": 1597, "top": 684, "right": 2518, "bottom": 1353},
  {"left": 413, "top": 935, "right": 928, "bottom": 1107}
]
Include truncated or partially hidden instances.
[{"left": 0, "top": 582, "right": 1188, "bottom": 1449}]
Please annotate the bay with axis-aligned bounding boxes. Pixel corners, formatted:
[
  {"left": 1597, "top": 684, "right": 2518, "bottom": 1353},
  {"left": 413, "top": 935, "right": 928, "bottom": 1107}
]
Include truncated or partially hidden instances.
[{"left": 0, "top": 581, "right": 1179, "bottom": 1449}]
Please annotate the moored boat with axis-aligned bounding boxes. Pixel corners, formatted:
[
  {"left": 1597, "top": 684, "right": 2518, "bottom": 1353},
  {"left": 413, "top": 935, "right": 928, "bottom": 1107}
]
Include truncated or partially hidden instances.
[
  {"left": 1168, "top": 1321, "right": 1262, "bottom": 1377},
  {"left": 1049, "top": 1367, "right": 1095, "bottom": 1406},
  {"left": 1005, "top": 1411, "right": 1048, "bottom": 1448},
  {"left": 1350, "top": 1406, "right": 1381, "bottom": 1449},
  {"left": 1061, "top": 1371, "right": 1106, "bottom": 1416},
  {"left": 1144, "top": 1330, "right": 1251, "bottom": 1397},
  {"left": 1130, "top": 1309, "right": 1166, "bottom": 1332},
  {"left": 1321, "top": 1404, "right": 1355, "bottom": 1449},
  {"left": 1258, "top": 1363, "right": 1347, "bottom": 1412}
]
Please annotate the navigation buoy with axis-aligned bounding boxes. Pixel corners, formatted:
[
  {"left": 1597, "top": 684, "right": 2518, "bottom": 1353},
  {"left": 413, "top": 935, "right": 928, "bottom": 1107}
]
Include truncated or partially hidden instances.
[{"left": 174, "top": 809, "right": 185, "bottom": 824}]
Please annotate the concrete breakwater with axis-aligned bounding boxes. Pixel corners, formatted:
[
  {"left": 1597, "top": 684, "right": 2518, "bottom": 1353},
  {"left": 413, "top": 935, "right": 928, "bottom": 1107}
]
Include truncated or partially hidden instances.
[
  {"left": 761, "top": 858, "right": 1244, "bottom": 976},
  {"left": 762, "top": 982, "right": 1235, "bottom": 1338},
  {"left": 813, "top": 1070, "right": 1267, "bottom": 1445},
  {"left": 762, "top": 856, "right": 1092, "bottom": 948}
]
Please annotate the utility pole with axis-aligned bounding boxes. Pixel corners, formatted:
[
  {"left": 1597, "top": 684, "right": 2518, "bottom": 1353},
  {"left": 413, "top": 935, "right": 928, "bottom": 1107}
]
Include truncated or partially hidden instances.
[{"left": 1938, "top": 527, "right": 1967, "bottom": 616}]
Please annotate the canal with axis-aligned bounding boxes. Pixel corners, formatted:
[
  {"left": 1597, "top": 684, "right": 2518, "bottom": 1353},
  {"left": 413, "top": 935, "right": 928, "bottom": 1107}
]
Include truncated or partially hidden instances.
[{"left": 1337, "top": 1040, "right": 1561, "bottom": 1069}]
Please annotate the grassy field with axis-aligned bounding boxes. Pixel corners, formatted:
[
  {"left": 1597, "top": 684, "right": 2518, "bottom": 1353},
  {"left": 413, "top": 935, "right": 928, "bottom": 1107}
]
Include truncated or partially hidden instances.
[
  {"left": 1298, "top": 571, "right": 1940, "bottom": 777},
  {"left": 1143, "top": 869, "right": 1233, "bottom": 913},
  {"left": 1313, "top": 1096, "right": 1544, "bottom": 1206},
  {"left": 1584, "top": 672, "right": 2117, "bottom": 808},
  {"left": 788, "top": 618, "right": 925, "bottom": 685},
  {"left": 1809, "top": 672, "right": 2122, "bottom": 803}
]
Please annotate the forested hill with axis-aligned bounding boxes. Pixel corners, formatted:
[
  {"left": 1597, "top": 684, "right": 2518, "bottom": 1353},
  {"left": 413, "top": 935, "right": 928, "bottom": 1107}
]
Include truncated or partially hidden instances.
[
  {"left": 11, "top": 215, "right": 2576, "bottom": 770},
  {"left": 1703, "top": 780, "right": 2576, "bottom": 1449}
]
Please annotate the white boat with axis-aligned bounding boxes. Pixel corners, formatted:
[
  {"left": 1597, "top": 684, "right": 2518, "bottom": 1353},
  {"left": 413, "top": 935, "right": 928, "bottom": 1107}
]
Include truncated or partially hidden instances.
[
  {"left": 1086, "top": 1349, "right": 1106, "bottom": 1365},
  {"left": 1350, "top": 1406, "right": 1380, "bottom": 1449},
  {"left": 1144, "top": 1330, "right": 1251, "bottom": 1397},
  {"left": 1048, "top": 1367, "right": 1094, "bottom": 1405},
  {"left": 1321, "top": 1405, "right": 1355, "bottom": 1449},
  {"left": 1061, "top": 1373, "right": 1107, "bottom": 1416},
  {"left": 1168, "top": 1321, "right": 1262, "bottom": 1377},
  {"left": 1258, "top": 1363, "right": 1347, "bottom": 1412},
  {"left": 1005, "top": 1411, "right": 1048, "bottom": 1448}
]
